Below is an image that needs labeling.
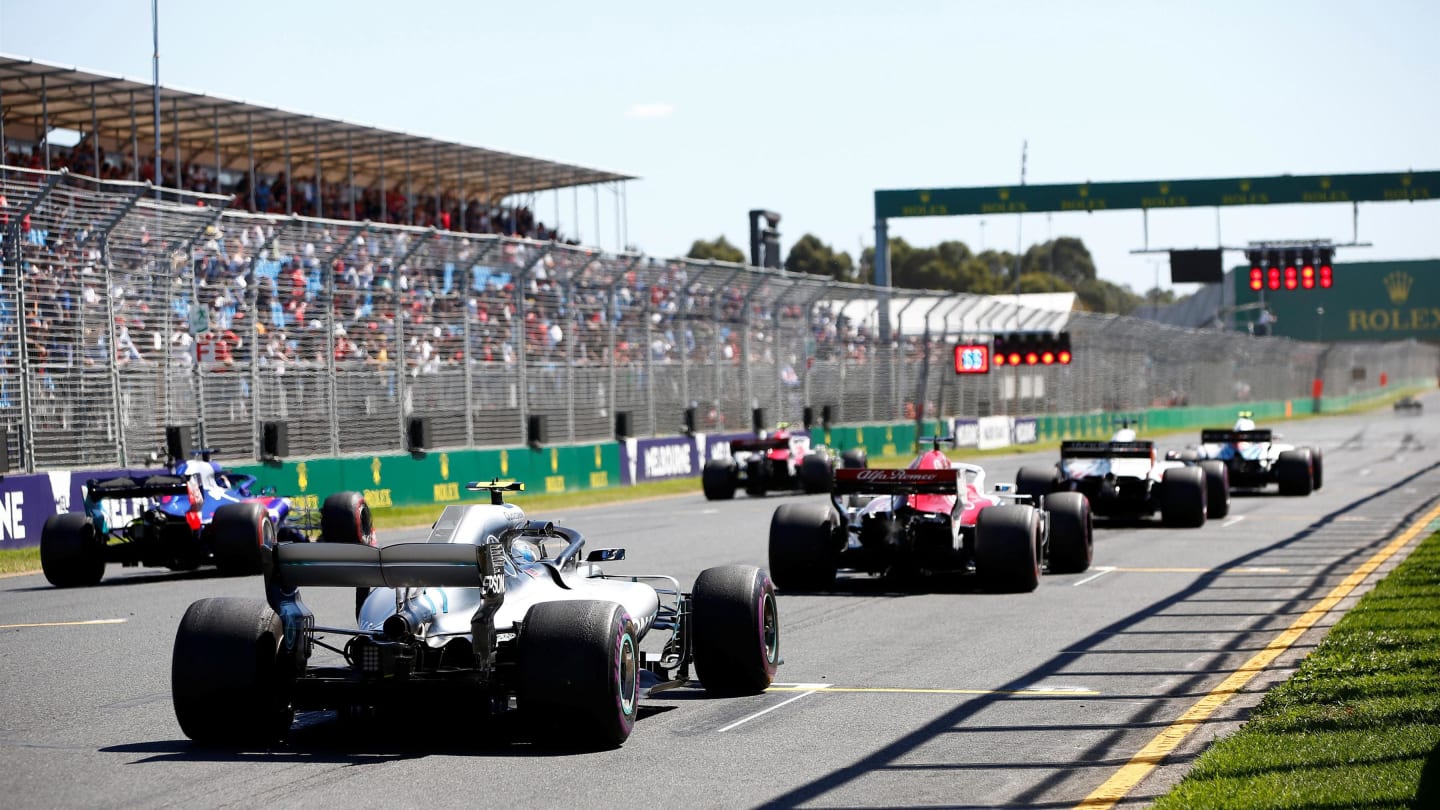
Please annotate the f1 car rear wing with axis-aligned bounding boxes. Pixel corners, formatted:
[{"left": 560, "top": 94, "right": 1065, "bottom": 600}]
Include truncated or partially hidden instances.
[
  {"left": 1200, "top": 429, "right": 1273, "bottom": 444},
  {"left": 85, "top": 475, "right": 193, "bottom": 500},
  {"left": 1060, "top": 441, "right": 1154, "bottom": 459},
  {"left": 729, "top": 437, "right": 789, "bottom": 453},
  {"left": 270, "top": 541, "right": 507, "bottom": 589},
  {"left": 832, "top": 467, "right": 959, "bottom": 496}
]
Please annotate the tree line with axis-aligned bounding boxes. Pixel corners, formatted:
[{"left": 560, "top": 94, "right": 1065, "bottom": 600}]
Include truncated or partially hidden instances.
[{"left": 686, "top": 234, "right": 1174, "bottom": 315}]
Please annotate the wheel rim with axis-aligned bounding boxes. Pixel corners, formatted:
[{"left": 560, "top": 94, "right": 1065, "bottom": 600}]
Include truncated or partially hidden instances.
[
  {"left": 618, "top": 632, "right": 637, "bottom": 717},
  {"left": 761, "top": 592, "right": 779, "bottom": 665}
]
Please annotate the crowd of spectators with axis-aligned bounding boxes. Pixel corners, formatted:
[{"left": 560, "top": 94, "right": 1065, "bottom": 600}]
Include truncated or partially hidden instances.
[{"left": 1, "top": 142, "right": 890, "bottom": 432}]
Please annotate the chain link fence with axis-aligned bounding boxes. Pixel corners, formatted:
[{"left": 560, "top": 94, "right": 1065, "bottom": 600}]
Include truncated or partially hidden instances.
[{"left": 2, "top": 167, "right": 1435, "bottom": 472}]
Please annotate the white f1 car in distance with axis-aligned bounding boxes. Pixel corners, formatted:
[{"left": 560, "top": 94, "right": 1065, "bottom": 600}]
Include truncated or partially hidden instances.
[
  {"left": 1183, "top": 414, "right": 1323, "bottom": 496},
  {"left": 1018, "top": 426, "right": 1227, "bottom": 527},
  {"left": 171, "top": 481, "right": 779, "bottom": 750}
]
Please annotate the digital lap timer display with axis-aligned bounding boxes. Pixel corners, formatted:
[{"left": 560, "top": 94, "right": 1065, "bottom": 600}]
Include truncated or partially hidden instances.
[{"left": 952, "top": 344, "right": 991, "bottom": 374}]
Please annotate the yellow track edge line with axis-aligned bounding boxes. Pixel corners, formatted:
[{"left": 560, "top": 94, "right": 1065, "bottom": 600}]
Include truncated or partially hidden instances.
[{"left": 1075, "top": 500, "right": 1440, "bottom": 810}]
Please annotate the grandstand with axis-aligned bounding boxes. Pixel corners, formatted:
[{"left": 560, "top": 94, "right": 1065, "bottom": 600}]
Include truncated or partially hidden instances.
[{"left": 0, "top": 54, "right": 631, "bottom": 235}]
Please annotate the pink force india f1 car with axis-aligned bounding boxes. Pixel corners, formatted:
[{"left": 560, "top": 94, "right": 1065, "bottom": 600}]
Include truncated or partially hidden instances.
[{"left": 767, "top": 438, "right": 1092, "bottom": 593}]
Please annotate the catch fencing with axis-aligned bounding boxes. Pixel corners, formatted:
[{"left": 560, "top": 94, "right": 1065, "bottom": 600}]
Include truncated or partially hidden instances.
[{"left": 1, "top": 167, "right": 1434, "bottom": 472}]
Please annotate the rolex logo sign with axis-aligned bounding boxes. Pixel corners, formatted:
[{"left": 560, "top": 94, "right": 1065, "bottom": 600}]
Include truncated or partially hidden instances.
[{"left": 1383, "top": 272, "right": 1413, "bottom": 305}]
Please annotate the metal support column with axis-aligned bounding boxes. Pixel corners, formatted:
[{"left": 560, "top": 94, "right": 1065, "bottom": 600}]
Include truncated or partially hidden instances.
[
  {"left": 391, "top": 229, "right": 437, "bottom": 447},
  {"left": 319, "top": 225, "right": 371, "bottom": 455},
  {"left": 514, "top": 246, "right": 553, "bottom": 444},
  {"left": 5, "top": 173, "right": 63, "bottom": 471},
  {"left": 96, "top": 187, "right": 149, "bottom": 465}
]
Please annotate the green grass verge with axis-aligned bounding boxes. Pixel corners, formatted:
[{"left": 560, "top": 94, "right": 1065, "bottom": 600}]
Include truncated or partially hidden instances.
[
  {"left": 0, "top": 546, "right": 39, "bottom": 577},
  {"left": 1151, "top": 529, "right": 1440, "bottom": 810}
]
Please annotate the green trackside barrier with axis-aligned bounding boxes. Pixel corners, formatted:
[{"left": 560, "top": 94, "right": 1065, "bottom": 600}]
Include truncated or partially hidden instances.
[{"left": 230, "top": 441, "right": 621, "bottom": 510}]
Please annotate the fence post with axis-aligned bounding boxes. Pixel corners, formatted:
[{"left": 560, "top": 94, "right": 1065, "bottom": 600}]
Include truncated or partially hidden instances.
[
  {"left": 318, "top": 223, "right": 372, "bottom": 456},
  {"left": 94, "top": 186, "right": 149, "bottom": 467},
  {"left": 514, "top": 244, "right": 552, "bottom": 446},
  {"left": 391, "top": 228, "right": 436, "bottom": 448}
]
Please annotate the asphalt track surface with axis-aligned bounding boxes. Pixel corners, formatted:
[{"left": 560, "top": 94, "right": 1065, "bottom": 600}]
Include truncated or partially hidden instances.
[{"left": 1, "top": 393, "right": 1436, "bottom": 809}]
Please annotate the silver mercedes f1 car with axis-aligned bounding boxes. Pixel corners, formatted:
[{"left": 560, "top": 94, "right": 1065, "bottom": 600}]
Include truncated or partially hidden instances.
[{"left": 171, "top": 482, "right": 780, "bottom": 749}]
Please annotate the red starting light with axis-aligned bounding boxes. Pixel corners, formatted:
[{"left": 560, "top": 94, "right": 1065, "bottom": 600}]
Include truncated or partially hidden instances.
[
  {"left": 1283, "top": 266, "right": 1298, "bottom": 290},
  {"left": 1319, "top": 265, "right": 1333, "bottom": 288},
  {"left": 994, "top": 352, "right": 1007, "bottom": 366},
  {"left": 1041, "top": 351, "right": 1055, "bottom": 365},
  {"left": 1267, "top": 268, "right": 1281, "bottom": 290},
  {"left": 1008, "top": 352, "right": 1022, "bottom": 366},
  {"left": 1249, "top": 267, "right": 1264, "bottom": 291},
  {"left": 1025, "top": 351, "right": 1039, "bottom": 365},
  {"left": 1058, "top": 350, "right": 1072, "bottom": 365}
]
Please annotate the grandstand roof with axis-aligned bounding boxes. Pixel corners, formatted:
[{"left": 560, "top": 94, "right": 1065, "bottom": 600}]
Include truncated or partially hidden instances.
[{"left": 0, "top": 54, "right": 633, "bottom": 200}]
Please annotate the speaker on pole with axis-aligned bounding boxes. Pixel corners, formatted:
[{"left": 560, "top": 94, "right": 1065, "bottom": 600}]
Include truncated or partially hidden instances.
[
  {"left": 527, "top": 415, "right": 548, "bottom": 448},
  {"left": 407, "top": 417, "right": 431, "bottom": 452},
  {"left": 751, "top": 408, "right": 765, "bottom": 434},
  {"left": 261, "top": 421, "right": 289, "bottom": 460},
  {"left": 166, "top": 425, "right": 192, "bottom": 462},
  {"left": 615, "top": 411, "right": 633, "bottom": 440}
]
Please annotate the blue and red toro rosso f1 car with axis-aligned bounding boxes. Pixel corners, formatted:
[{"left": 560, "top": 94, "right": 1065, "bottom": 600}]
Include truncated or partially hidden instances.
[{"left": 40, "top": 458, "right": 372, "bottom": 588}]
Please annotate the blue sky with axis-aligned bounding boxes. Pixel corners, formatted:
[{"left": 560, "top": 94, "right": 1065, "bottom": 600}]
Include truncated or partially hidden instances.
[{"left": 1, "top": 0, "right": 1436, "bottom": 294}]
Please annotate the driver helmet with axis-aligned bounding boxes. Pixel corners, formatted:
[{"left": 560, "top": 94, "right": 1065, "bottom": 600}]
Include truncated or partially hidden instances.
[
  {"left": 511, "top": 538, "right": 539, "bottom": 563},
  {"left": 1112, "top": 428, "right": 1137, "bottom": 442},
  {"left": 1233, "top": 416, "right": 1255, "bottom": 432}
]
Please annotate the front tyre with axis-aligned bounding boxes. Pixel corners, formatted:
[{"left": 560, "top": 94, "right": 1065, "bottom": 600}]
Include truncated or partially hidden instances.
[
  {"left": 40, "top": 513, "right": 106, "bottom": 588},
  {"left": 841, "top": 448, "right": 868, "bottom": 469},
  {"left": 1045, "top": 492, "right": 1092, "bottom": 574},
  {"left": 1309, "top": 447, "right": 1324, "bottom": 491},
  {"left": 1016, "top": 466, "right": 1059, "bottom": 504},
  {"left": 518, "top": 600, "right": 638, "bottom": 749},
  {"left": 171, "top": 597, "right": 293, "bottom": 745},
  {"left": 691, "top": 565, "right": 780, "bottom": 696}
]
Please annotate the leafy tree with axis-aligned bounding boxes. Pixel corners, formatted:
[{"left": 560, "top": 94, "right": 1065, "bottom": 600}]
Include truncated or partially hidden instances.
[
  {"left": 1022, "top": 237, "right": 1097, "bottom": 288},
  {"left": 1075, "top": 278, "right": 1143, "bottom": 315},
  {"left": 785, "top": 234, "right": 856, "bottom": 280},
  {"left": 686, "top": 235, "right": 746, "bottom": 264}
]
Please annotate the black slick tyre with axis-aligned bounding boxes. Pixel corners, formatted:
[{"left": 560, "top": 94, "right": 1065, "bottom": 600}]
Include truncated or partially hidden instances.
[
  {"left": 1162, "top": 466, "right": 1208, "bottom": 528},
  {"left": 171, "top": 597, "right": 293, "bottom": 745},
  {"left": 1309, "top": 447, "right": 1324, "bottom": 491},
  {"left": 702, "top": 459, "right": 737, "bottom": 501},
  {"left": 744, "top": 458, "right": 769, "bottom": 497},
  {"left": 1016, "top": 466, "right": 1058, "bottom": 505},
  {"left": 517, "top": 600, "right": 638, "bottom": 749},
  {"left": 799, "top": 453, "right": 832, "bottom": 494},
  {"left": 1045, "top": 492, "right": 1092, "bottom": 574},
  {"left": 841, "top": 448, "right": 868, "bottom": 469},
  {"left": 974, "top": 504, "right": 1040, "bottom": 593},
  {"left": 691, "top": 565, "right": 780, "bottom": 696},
  {"left": 1198, "top": 460, "right": 1230, "bottom": 519},
  {"left": 40, "top": 513, "right": 106, "bottom": 588},
  {"left": 321, "top": 491, "right": 373, "bottom": 545},
  {"left": 211, "top": 502, "right": 272, "bottom": 576},
  {"left": 1277, "top": 450, "right": 1314, "bottom": 496},
  {"left": 768, "top": 503, "right": 840, "bottom": 591}
]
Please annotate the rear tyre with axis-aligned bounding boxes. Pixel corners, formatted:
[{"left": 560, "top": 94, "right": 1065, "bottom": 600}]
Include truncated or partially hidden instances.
[
  {"left": 40, "top": 513, "right": 106, "bottom": 588},
  {"left": 1277, "top": 450, "right": 1314, "bottom": 496},
  {"left": 768, "top": 503, "right": 840, "bottom": 591},
  {"left": 1309, "top": 447, "right": 1324, "bottom": 491},
  {"left": 841, "top": 449, "right": 868, "bottom": 469},
  {"left": 702, "top": 459, "right": 737, "bottom": 501},
  {"left": 744, "top": 458, "right": 769, "bottom": 497},
  {"left": 692, "top": 565, "right": 780, "bottom": 696},
  {"left": 518, "top": 600, "right": 637, "bottom": 749},
  {"left": 211, "top": 502, "right": 271, "bottom": 576},
  {"left": 1162, "top": 467, "right": 1208, "bottom": 528},
  {"left": 1016, "top": 465, "right": 1059, "bottom": 505},
  {"left": 1045, "top": 492, "right": 1092, "bottom": 574},
  {"left": 974, "top": 504, "right": 1040, "bottom": 593},
  {"left": 172, "top": 597, "right": 293, "bottom": 745},
  {"left": 1199, "top": 460, "right": 1230, "bottom": 519},
  {"left": 799, "top": 454, "right": 833, "bottom": 494},
  {"left": 321, "top": 492, "right": 373, "bottom": 545}
]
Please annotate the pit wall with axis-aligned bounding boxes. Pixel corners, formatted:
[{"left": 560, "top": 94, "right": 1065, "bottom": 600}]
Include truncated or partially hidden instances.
[{"left": 0, "top": 379, "right": 1427, "bottom": 551}]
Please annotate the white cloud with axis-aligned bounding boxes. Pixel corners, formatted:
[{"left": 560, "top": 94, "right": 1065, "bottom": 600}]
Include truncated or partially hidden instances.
[{"left": 626, "top": 103, "right": 675, "bottom": 119}]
